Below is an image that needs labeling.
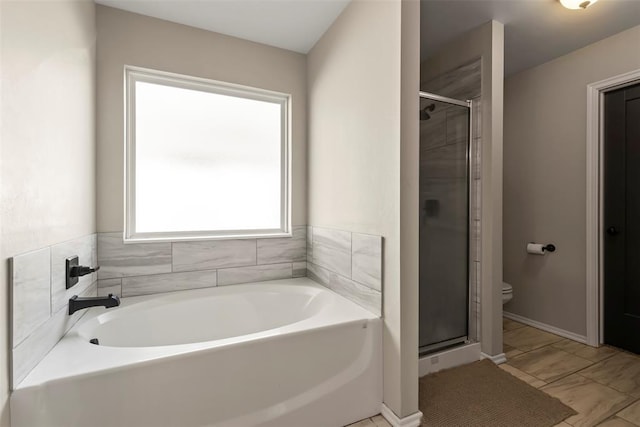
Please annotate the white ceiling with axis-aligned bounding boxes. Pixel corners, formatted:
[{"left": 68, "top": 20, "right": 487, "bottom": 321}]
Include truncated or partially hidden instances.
[
  {"left": 96, "top": 0, "right": 639, "bottom": 75},
  {"left": 421, "top": 0, "right": 640, "bottom": 76},
  {"left": 95, "top": 0, "right": 350, "bottom": 54}
]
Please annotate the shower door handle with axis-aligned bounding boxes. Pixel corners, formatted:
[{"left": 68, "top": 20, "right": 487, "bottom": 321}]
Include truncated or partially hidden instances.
[
  {"left": 607, "top": 226, "right": 619, "bottom": 236},
  {"left": 423, "top": 199, "right": 439, "bottom": 217}
]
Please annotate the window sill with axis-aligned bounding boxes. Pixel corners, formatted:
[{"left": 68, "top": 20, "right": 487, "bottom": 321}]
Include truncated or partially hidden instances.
[{"left": 123, "top": 231, "right": 293, "bottom": 244}]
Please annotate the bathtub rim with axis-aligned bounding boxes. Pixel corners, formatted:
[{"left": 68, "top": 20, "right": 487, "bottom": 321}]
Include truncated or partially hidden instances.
[
  {"left": 76, "top": 280, "right": 333, "bottom": 347},
  {"left": 15, "top": 277, "right": 379, "bottom": 390}
]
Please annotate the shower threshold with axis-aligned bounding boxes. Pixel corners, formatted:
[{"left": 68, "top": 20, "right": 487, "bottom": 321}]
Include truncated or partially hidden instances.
[
  {"left": 419, "top": 336, "right": 468, "bottom": 357},
  {"left": 418, "top": 341, "right": 481, "bottom": 376}
]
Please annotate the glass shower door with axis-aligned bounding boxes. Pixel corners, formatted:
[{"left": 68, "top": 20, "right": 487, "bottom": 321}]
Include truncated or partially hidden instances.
[{"left": 419, "top": 93, "right": 470, "bottom": 354}]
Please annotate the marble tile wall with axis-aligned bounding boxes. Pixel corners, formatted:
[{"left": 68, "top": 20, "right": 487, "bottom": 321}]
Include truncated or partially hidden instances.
[
  {"left": 422, "top": 58, "right": 482, "bottom": 342},
  {"left": 306, "top": 226, "right": 382, "bottom": 316},
  {"left": 121, "top": 270, "right": 218, "bottom": 297},
  {"left": 12, "top": 248, "right": 51, "bottom": 347},
  {"left": 97, "top": 226, "right": 307, "bottom": 298},
  {"left": 421, "top": 59, "right": 481, "bottom": 100},
  {"left": 11, "top": 233, "right": 98, "bottom": 388}
]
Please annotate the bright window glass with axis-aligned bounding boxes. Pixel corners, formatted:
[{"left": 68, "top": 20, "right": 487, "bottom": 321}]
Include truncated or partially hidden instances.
[{"left": 126, "top": 68, "right": 289, "bottom": 240}]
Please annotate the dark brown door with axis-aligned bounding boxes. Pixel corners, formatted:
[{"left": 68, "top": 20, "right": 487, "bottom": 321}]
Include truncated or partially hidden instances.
[{"left": 604, "top": 82, "right": 640, "bottom": 354}]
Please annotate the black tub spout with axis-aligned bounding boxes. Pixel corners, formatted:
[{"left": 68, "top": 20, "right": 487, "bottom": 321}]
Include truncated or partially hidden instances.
[{"left": 69, "top": 294, "right": 120, "bottom": 315}]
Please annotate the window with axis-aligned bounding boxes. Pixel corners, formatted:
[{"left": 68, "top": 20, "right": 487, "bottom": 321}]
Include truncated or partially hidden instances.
[{"left": 125, "top": 66, "right": 290, "bottom": 241}]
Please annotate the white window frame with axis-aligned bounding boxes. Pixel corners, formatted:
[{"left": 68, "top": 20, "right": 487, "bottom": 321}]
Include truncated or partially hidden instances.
[{"left": 124, "top": 65, "right": 291, "bottom": 242}]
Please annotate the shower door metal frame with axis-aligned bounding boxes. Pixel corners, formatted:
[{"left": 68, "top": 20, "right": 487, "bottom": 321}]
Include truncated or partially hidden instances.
[{"left": 418, "top": 91, "right": 475, "bottom": 355}]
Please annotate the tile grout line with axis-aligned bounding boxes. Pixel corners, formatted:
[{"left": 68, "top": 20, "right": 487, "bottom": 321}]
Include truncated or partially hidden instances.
[
  {"left": 596, "top": 414, "right": 640, "bottom": 427},
  {"left": 504, "top": 318, "right": 640, "bottom": 427},
  {"left": 593, "top": 394, "right": 640, "bottom": 427},
  {"left": 573, "top": 369, "right": 640, "bottom": 401},
  {"left": 611, "top": 396, "right": 640, "bottom": 424},
  {"left": 506, "top": 342, "right": 593, "bottom": 382},
  {"left": 504, "top": 326, "right": 601, "bottom": 386}
]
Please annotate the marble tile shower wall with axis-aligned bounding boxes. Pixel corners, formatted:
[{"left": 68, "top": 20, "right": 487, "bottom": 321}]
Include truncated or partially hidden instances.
[
  {"left": 96, "top": 227, "right": 307, "bottom": 298},
  {"left": 422, "top": 58, "right": 482, "bottom": 341},
  {"left": 306, "top": 226, "right": 382, "bottom": 317},
  {"left": 10, "top": 233, "right": 98, "bottom": 387}
]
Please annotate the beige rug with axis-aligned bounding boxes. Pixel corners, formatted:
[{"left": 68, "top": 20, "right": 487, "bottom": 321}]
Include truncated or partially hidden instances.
[{"left": 419, "top": 360, "right": 576, "bottom": 426}]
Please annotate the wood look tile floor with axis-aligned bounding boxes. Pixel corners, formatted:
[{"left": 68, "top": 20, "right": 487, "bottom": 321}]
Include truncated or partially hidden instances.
[
  {"left": 348, "top": 318, "right": 640, "bottom": 427},
  {"left": 501, "top": 318, "right": 640, "bottom": 427}
]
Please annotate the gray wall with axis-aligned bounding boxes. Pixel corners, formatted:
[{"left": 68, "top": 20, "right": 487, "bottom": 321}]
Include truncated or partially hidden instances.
[
  {"left": 96, "top": 5, "right": 307, "bottom": 232},
  {"left": 0, "top": 0, "right": 97, "bottom": 422},
  {"left": 307, "top": 0, "right": 420, "bottom": 418},
  {"left": 504, "top": 24, "right": 640, "bottom": 337},
  {"left": 95, "top": 6, "right": 309, "bottom": 302}
]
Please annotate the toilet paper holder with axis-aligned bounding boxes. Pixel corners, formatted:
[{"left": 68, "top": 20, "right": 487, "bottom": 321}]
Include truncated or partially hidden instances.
[{"left": 527, "top": 243, "right": 556, "bottom": 254}]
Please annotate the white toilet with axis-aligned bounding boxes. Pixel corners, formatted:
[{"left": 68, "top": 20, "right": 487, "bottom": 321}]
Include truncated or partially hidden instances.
[{"left": 502, "top": 282, "right": 513, "bottom": 305}]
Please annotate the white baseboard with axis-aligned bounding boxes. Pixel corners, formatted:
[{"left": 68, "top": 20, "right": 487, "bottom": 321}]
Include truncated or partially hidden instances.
[
  {"left": 419, "top": 342, "right": 481, "bottom": 376},
  {"left": 503, "top": 311, "right": 588, "bottom": 344},
  {"left": 481, "top": 352, "right": 507, "bottom": 365},
  {"left": 380, "top": 404, "right": 423, "bottom": 427}
]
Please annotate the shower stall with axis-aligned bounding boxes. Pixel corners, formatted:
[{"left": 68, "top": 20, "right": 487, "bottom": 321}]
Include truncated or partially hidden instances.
[{"left": 419, "top": 91, "right": 473, "bottom": 355}]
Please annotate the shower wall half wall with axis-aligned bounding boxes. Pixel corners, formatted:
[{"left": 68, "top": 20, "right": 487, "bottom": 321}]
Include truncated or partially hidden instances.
[{"left": 421, "top": 59, "right": 482, "bottom": 343}]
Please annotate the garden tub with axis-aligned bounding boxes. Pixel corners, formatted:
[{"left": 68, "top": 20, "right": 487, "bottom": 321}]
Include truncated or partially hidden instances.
[{"left": 11, "top": 278, "right": 382, "bottom": 427}]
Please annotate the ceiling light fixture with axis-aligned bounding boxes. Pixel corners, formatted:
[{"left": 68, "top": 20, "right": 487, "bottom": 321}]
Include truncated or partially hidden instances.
[{"left": 560, "top": 0, "right": 599, "bottom": 9}]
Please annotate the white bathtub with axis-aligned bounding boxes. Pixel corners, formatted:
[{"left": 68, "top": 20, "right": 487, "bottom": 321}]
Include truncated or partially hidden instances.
[{"left": 11, "top": 278, "right": 382, "bottom": 427}]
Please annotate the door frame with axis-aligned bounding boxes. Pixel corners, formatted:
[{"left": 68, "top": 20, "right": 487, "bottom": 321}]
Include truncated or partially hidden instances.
[{"left": 586, "top": 69, "right": 640, "bottom": 346}]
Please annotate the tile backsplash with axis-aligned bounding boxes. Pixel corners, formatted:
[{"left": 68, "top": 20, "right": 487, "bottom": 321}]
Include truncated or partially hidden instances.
[
  {"left": 96, "top": 233, "right": 172, "bottom": 279},
  {"left": 98, "top": 225, "right": 383, "bottom": 317},
  {"left": 351, "top": 233, "right": 383, "bottom": 292},
  {"left": 12, "top": 248, "right": 51, "bottom": 347},
  {"left": 172, "top": 239, "right": 257, "bottom": 272},
  {"left": 97, "top": 226, "right": 307, "bottom": 298},
  {"left": 11, "top": 233, "right": 98, "bottom": 388},
  {"left": 121, "top": 269, "right": 218, "bottom": 297},
  {"left": 306, "top": 226, "right": 382, "bottom": 316},
  {"left": 312, "top": 227, "right": 352, "bottom": 277}
]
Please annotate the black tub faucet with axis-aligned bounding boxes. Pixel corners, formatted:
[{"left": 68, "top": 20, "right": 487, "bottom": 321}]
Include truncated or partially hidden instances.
[{"left": 69, "top": 294, "right": 120, "bottom": 315}]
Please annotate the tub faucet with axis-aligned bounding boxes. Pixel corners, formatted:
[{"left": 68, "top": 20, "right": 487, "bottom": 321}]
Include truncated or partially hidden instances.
[{"left": 69, "top": 294, "right": 120, "bottom": 315}]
